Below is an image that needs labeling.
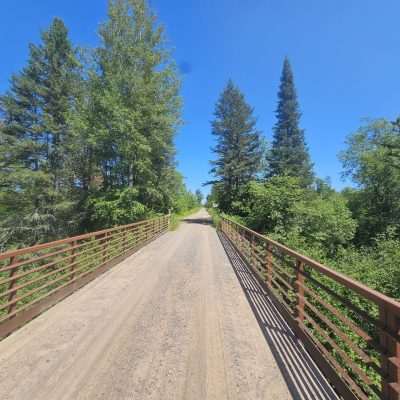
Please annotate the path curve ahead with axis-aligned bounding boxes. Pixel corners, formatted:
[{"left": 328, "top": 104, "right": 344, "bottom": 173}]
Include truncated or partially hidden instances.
[{"left": 0, "top": 209, "right": 336, "bottom": 400}]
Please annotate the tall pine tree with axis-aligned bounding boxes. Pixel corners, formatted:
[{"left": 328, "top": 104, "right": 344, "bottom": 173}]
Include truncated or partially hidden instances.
[
  {"left": 0, "top": 18, "right": 81, "bottom": 247},
  {"left": 268, "top": 57, "right": 313, "bottom": 186},
  {"left": 209, "top": 80, "right": 262, "bottom": 212}
]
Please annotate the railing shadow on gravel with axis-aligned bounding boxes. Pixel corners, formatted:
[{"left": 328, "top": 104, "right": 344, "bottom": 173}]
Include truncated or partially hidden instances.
[
  {"left": 218, "top": 231, "right": 339, "bottom": 400},
  {"left": 182, "top": 217, "right": 212, "bottom": 225}
]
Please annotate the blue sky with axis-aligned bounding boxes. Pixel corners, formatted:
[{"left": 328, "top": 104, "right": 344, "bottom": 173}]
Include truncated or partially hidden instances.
[{"left": 1, "top": 1, "right": 400, "bottom": 195}]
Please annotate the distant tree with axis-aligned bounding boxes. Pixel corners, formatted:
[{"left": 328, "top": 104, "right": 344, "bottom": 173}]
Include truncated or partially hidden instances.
[
  {"left": 268, "top": 57, "right": 313, "bottom": 186},
  {"left": 205, "top": 184, "right": 221, "bottom": 208},
  {"left": 195, "top": 189, "right": 203, "bottom": 205},
  {"left": 379, "top": 117, "right": 400, "bottom": 170},
  {"left": 340, "top": 119, "right": 400, "bottom": 243},
  {"left": 0, "top": 18, "right": 81, "bottom": 246},
  {"left": 208, "top": 80, "right": 263, "bottom": 212}
]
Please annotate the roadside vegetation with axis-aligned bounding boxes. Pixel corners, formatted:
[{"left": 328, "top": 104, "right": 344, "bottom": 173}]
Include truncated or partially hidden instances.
[
  {"left": 206, "top": 60, "right": 400, "bottom": 301},
  {"left": 0, "top": 0, "right": 203, "bottom": 251}
]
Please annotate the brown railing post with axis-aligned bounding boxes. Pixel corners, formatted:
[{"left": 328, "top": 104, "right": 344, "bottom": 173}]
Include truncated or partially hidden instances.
[
  {"left": 380, "top": 305, "right": 400, "bottom": 400},
  {"left": 70, "top": 241, "right": 77, "bottom": 280},
  {"left": 102, "top": 232, "right": 108, "bottom": 263},
  {"left": 123, "top": 228, "right": 127, "bottom": 253},
  {"left": 250, "top": 232, "right": 254, "bottom": 266},
  {"left": 295, "top": 260, "right": 305, "bottom": 323},
  {"left": 266, "top": 243, "right": 273, "bottom": 287},
  {"left": 7, "top": 256, "right": 18, "bottom": 316}
]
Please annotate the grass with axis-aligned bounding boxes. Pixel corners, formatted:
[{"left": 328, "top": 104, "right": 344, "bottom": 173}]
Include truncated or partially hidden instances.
[{"left": 207, "top": 207, "right": 221, "bottom": 228}]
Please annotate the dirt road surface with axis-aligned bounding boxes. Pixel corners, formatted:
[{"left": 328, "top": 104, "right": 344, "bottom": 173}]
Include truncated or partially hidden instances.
[{"left": 0, "top": 209, "right": 336, "bottom": 400}]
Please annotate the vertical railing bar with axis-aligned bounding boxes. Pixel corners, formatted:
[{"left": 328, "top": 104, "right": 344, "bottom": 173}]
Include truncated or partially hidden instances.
[
  {"left": 102, "top": 232, "right": 108, "bottom": 264},
  {"left": 250, "top": 232, "right": 254, "bottom": 267},
  {"left": 123, "top": 227, "right": 127, "bottom": 253},
  {"left": 70, "top": 240, "right": 77, "bottom": 281},
  {"left": 266, "top": 243, "right": 273, "bottom": 287},
  {"left": 295, "top": 259, "right": 305, "bottom": 321},
  {"left": 380, "top": 305, "right": 400, "bottom": 400},
  {"left": 7, "top": 256, "right": 18, "bottom": 316}
]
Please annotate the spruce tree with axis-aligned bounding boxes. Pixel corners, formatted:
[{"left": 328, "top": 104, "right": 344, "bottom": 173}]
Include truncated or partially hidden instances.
[
  {"left": 209, "top": 80, "right": 262, "bottom": 211},
  {"left": 0, "top": 18, "right": 80, "bottom": 246},
  {"left": 268, "top": 57, "right": 313, "bottom": 186}
]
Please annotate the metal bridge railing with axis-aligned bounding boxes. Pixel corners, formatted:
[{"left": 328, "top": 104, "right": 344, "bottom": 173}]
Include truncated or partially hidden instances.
[
  {"left": 220, "top": 217, "right": 400, "bottom": 400},
  {"left": 0, "top": 215, "right": 170, "bottom": 339}
]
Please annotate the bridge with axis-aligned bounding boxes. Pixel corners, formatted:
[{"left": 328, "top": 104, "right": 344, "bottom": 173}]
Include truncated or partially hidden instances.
[{"left": 0, "top": 210, "right": 399, "bottom": 400}]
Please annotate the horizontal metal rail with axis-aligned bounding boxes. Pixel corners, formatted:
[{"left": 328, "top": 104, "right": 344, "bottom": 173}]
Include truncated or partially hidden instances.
[
  {"left": 0, "top": 215, "right": 170, "bottom": 338},
  {"left": 220, "top": 217, "right": 400, "bottom": 400}
]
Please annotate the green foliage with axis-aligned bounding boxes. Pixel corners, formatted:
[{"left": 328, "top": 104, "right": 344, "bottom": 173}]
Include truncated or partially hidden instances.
[
  {"left": 86, "top": 188, "right": 152, "bottom": 229},
  {"left": 267, "top": 58, "right": 313, "bottom": 186},
  {"left": 207, "top": 207, "right": 221, "bottom": 228},
  {"left": 0, "top": 0, "right": 183, "bottom": 248},
  {"left": 208, "top": 80, "right": 263, "bottom": 212},
  {"left": 235, "top": 176, "right": 305, "bottom": 233},
  {"left": 227, "top": 176, "right": 356, "bottom": 257},
  {"left": 340, "top": 119, "right": 400, "bottom": 244},
  {"left": 0, "top": 18, "right": 81, "bottom": 247},
  {"left": 288, "top": 192, "right": 357, "bottom": 256},
  {"left": 333, "top": 231, "right": 400, "bottom": 299},
  {"left": 88, "top": 0, "right": 181, "bottom": 194}
]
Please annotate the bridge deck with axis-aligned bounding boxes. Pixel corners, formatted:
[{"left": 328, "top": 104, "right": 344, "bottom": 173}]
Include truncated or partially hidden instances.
[{"left": 0, "top": 210, "right": 338, "bottom": 400}]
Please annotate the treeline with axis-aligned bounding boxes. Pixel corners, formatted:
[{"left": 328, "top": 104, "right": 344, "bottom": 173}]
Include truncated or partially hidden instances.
[
  {"left": 0, "top": 0, "right": 201, "bottom": 250},
  {"left": 207, "top": 58, "right": 400, "bottom": 299}
]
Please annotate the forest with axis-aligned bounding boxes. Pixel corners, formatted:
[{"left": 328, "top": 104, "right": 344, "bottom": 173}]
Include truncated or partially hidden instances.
[
  {"left": 206, "top": 60, "right": 400, "bottom": 301},
  {"left": 0, "top": 0, "right": 202, "bottom": 251}
]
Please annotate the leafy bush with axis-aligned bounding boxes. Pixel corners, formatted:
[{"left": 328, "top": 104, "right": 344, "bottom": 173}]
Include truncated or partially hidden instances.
[
  {"left": 232, "top": 176, "right": 356, "bottom": 256},
  {"left": 340, "top": 119, "right": 400, "bottom": 244},
  {"left": 87, "top": 188, "right": 152, "bottom": 229}
]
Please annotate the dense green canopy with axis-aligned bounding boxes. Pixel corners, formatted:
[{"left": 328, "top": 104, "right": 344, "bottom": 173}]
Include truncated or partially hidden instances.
[{"left": 0, "top": 0, "right": 200, "bottom": 249}]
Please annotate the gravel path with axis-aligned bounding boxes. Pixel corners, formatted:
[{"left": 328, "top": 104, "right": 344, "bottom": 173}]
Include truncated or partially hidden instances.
[{"left": 0, "top": 209, "right": 334, "bottom": 400}]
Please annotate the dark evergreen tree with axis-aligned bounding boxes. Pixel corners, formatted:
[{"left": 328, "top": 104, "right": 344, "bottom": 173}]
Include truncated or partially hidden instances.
[
  {"left": 208, "top": 80, "right": 262, "bottom": 211},
  {"left": 195, "top": 189, "right": 203, "bottom": 205},
  {"left": 0, "top": 18, "right": 81, "bottom": 247},
  {"left": 268, "top": 57, "right": 313, "bottom": 186}
]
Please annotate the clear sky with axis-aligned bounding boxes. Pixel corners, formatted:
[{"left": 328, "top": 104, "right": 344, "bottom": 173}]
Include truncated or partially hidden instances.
[{"left": 1, "top": 1, "right": 400, "bottom": 195}]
